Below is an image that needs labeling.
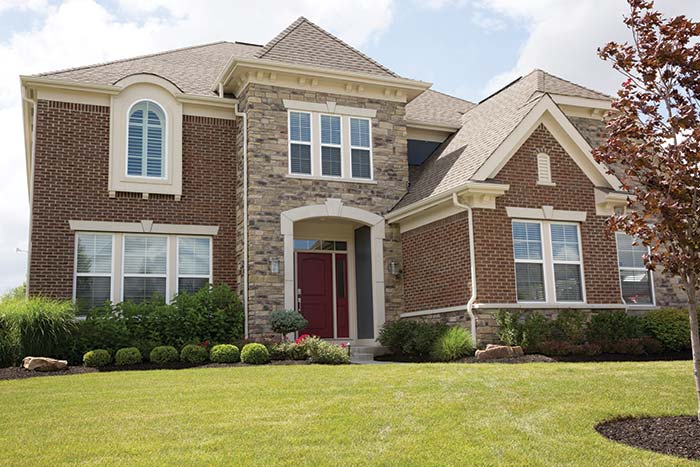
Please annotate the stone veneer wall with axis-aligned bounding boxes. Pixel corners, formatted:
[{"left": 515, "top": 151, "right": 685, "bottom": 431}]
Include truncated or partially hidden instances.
[
  {"left": 29, "top": 100, "right": 238, "bottom": 298},
  {"left": 238, "top": 83, "right": 407, "bottom": 337}
]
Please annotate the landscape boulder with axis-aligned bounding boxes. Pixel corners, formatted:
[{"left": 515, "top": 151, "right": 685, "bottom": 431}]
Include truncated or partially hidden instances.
[
  {"left": 22, "top": 357, "right": 68, "bottom": 372},
  {"left": 475, "top": 344, "right": 525, "bottom": 361}
]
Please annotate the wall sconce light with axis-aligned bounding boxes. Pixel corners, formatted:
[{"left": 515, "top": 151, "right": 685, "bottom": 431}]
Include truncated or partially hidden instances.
[
  {"left": 269, "top": 257, "right": 280, "bottom": 274},
  {"left": 389, "top": 260, "right": 401, "bottom": 276}
]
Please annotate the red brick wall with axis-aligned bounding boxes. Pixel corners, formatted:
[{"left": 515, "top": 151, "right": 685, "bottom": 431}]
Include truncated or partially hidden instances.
[
  {"left": 401, "top": 212, "right": 471, "bottom": 312},
  {"left": 473, "top": 123, "right": 621, "bottom": 304},
  {"left": 29, "top": 100, "right": 237, "bottom": 298}
]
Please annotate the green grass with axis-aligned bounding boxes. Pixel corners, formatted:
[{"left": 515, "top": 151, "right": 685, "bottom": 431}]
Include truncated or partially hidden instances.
[{"left": 0, "top": 362, "right": 698, "bottom": 466}]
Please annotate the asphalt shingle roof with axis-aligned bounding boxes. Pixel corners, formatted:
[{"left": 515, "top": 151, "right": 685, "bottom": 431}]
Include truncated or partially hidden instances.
[
  {"left": 395, "top": 70, "right": 610, "bottom": 209},
  {"left": 405, "top": 89, "right": 475, "bottom": 128},
  {"left": 37, "top": 42, "right": 261, "bottom": 97},
  {"left": 256, "top": 17, "right": 398, "bottom": 77}
]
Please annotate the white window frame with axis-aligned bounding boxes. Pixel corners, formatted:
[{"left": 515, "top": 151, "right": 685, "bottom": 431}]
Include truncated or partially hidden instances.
[
  {"left": 549, "top": 222, "right": 586, "bottom": 303},
  {"left": 349, "top": 117, "right": 374, "bottom": 181},
  {"left": 512, "top": 221, "right": 548, "bottom": 303},
  {"left": 319, "top": 113, "right": 343, "bottom": 178},
  {"left": 288, "top": 110, "right": 313, "bottom": 176},
  {"left": 512, "top": 219, "right": 586, "bottom": 304},
  {"left": 125, "top": 99, "right": 168, "bottom": 180},
  {"left": 121, "top": 234, "right": 170, "bottom": 302},
  {"left": 176, "top": 236, "right": 213, "bottom": 294},
  {"left": 615, "top": 232, "right": 656, "bottom": 306},
  {"left": 286, "top": 111, "right": 374, "bottom": 182},
  {"left": 73, "top": 232, "right": 115, "bottom": 309}
]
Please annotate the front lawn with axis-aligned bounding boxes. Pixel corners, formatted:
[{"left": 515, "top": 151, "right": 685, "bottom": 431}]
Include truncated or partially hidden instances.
[{"left": 0, "top": 362, "right": 697, "bottom": 466}]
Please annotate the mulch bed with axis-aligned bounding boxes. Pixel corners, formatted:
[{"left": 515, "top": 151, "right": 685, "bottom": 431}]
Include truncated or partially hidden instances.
[
  {"left": 556, "top": 351, "right": 692, "bottom": 363},
  {"left": 0, "top": 359, "right": 310, "bottom": 381},
  {"left": 596, "top": 416, "right": 700, "bottom": 460}
]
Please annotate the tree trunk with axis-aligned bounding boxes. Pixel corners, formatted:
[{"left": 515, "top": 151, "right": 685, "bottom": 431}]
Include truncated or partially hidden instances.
[{"left": 687, "top": 273, "right": 700, "bottom": 422}]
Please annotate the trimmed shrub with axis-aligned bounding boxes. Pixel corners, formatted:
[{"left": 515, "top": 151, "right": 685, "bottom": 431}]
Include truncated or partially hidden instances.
[
  {"left": 536, "top": 341, "right": 602, "bottom": 357},
  {"left": 599, "top": 338, "right": 645, "bottom": 355},
  {"left": 431, "top": 326, "right": 474, "bottom": 362},
  {"left": 0, "top": 297, "right": 76, "bottom": 360},
  {"left": 83, "top": 349, "right": 111, "bottom": 367},
  {"left": 642, "top": 308, "right": 691, "bottom": 352},
  {"left": 70, "top": 315, "right": 130, "bottom": 364},
  {"left": 180, "top": 344, "right": 209, "bottom": 365},
  {"left": 270, "top": 341, "right": 295, "bottom": 361},
  {"left": 551, "top": 310, "right": 586, "bottom": 344},
  {"left": 377, "top": 320, "right": 448, "bottom": 358},
  {"left": 240, "top": 343, "right": 270, "bottom": 364},
  {"left": 308, "top": 340, "right": 350, "bottom": 364},
  {"left": 587, "top": 311, "right": 643, "bottom": 343},
  {"left": 149, "top": 345, "right": 179, "bottom": 364},
  {"left": 210, "top": 344, "right": 240, "bottom": 363},
  {"left": 640, "top": 336, "right": 665, "bottom": 355},
  {"left": 115, "top": 347, "right": 142, "bottom": 366},
  {"left": 270, "top": 310, "right": 308, "bottom": 337}
]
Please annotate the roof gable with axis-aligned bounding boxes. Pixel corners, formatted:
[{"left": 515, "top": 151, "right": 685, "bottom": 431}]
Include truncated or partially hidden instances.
[
  {"left": 405, "top": 89, "right": 475, "bottom": 128},
  {"left": 255, "top": 17, "right": 397, "bottom": 77}
]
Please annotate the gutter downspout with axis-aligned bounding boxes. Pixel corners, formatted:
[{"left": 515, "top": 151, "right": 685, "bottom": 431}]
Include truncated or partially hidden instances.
[
  {"left": 452, "top": 193, "right": 478, "bottom": 344},
  {"left": 22, "top": 87, "right": 37, "bottom": 298},
  {"left": 234, "top": 102, "right": 249, "bottom": 338}
]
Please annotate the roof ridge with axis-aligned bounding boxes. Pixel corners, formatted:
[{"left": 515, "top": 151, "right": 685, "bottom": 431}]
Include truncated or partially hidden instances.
[
  {"left": 36, "top": 41, "right": 241, "bottom": 78},
  {"left": 426, "top": 88, "right": 475, "bottom": 106},
  {"left": 540, "top": 69, "right": 612, "bottom": 99},
  {"left": 257, "top": 16, "right": 397, "bottom": 77}
]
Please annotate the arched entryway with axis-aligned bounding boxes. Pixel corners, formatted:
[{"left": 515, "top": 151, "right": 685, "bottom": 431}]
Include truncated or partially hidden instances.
[{"left": 280, "top": 198, "right": 385, "bottom": 342}]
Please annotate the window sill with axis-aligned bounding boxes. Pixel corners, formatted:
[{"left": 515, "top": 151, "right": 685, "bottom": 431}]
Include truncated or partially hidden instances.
[
  {"left": 285, "top": 174, "right": 377, "bottom": 185},
  {"left": 536, "top": 181, "right": 557, "bottom": 187}
]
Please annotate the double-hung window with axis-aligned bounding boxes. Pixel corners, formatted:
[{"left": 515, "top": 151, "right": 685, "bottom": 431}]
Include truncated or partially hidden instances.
[
  {"left": 289, "top": 111, "right": 312, "bottom": 175},
  {"left": 350, "top": 117, "right": 372, "bottom": 179},
  {"left": 75, "top": 233, "right": 113, "bottom": 312},
  {"left": 123, "top": 235, "right": 168, "bottom": 302},
  {"left": 320, "top": 115, "right": 342, "bottom": 177},
  {"left": 550, "top": 224, "right": 583, "bottom": 301},
  {"left": 616, "top": 233, "right": 654, "bottom": 305},
  {"left": 512, "top": 222, "right": 546, "bottom": 302},
  {"left": 177, "top": 237, "right": 212, "bottom": 294},
  {"left": 512, "top": 220, "right": 585, "bottom": 303}
]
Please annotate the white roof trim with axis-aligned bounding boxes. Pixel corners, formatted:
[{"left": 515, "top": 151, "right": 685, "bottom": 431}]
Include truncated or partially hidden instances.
[{"left": 472, "top": 95, "right": 622, "bottom": 190}]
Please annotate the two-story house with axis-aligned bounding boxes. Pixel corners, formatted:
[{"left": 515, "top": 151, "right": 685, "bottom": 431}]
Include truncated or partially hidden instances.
[{"left": 20, "top": 17, "right": 686, "bottom": 347}]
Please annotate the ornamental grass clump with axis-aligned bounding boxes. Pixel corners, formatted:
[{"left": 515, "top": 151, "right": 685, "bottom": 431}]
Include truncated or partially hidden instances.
[
  {"left": 210, "top": 344, "right": 240, "bottom": 363},
  {"left": 431, "top": 326, "right": 474, "bottom": 362}
]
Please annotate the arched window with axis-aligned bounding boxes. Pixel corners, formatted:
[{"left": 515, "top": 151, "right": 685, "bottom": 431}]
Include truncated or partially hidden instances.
[{"left": 127, "top": 101, "right": 165, "bottom": 178}]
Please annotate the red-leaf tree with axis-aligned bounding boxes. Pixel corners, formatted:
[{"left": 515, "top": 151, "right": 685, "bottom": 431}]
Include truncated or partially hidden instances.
[{"left": 595, "top": 0, "right": 700, "bottom": 420}]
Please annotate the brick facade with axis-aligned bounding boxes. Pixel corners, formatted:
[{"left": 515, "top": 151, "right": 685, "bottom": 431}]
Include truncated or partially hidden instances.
[
  {"left": 29, "top": 100, "right": 238, "bottom": 298},
  {"left": 400, "top": 213, "right": 471, "bottom": 314},
  {"left": 238, "top": 83, "right": 407, "bottom": 337}
]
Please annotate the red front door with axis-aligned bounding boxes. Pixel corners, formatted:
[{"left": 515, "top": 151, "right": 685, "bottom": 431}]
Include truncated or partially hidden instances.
[{"left": 297, "top": 252, "right": 334, "bottom": 338}]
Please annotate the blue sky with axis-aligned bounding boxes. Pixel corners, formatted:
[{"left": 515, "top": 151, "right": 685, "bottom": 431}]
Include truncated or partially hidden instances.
[{"left": 0, "top": 0, "right": 697, "bottom": 293}]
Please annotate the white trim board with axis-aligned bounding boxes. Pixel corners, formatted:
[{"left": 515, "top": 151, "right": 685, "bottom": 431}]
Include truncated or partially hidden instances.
[
  {"left": 505, "top": 206, "right": 586, "bottom": 222},
  {"left": 283, "top": 99, "right": 377, "bottom": 118},
  {"left": 69, "top": 220, "right": 219, "bottom": 236}
]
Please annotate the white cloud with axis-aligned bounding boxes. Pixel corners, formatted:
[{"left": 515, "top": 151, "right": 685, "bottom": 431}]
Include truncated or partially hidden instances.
[
  {"left": 475, "top": 0, "right": 700, "bottom": 97},
  {"left": 0, "top": 0, "right": 394, "bottom": 293}
]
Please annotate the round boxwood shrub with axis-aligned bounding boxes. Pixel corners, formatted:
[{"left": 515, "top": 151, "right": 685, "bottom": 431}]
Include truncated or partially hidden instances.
[
  {"left": 149, "top": 345, "right": 179, "bottom": 364},
  {"left": 115, "top": 347, "right": 142, "bottom": 366},
  {"left": 83, "top": 349, "right": 111, "bottom": 367},
  {"left": 270, "top": 309, "right": 308, "bottom": 337},
  {"left": 180, "top": 344, "right": 208, "bottom": 364},
  {"left": 210, "top": 344, "right": 240, "bottom": 363},
  {"left": 240, "top": 343, "right": 270, "bottom": 364}
]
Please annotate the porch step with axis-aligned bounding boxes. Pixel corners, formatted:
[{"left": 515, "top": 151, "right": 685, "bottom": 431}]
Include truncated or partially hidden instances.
[{"left": 350, "top": 346, "right": 376, "bottom": 363}]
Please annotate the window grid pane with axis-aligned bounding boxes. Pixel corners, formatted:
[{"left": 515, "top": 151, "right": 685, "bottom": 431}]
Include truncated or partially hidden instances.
[
  {"left": 127, "top": 101, "right": 164, "bottom": 178},
  {"left": 351, "top": 149, "right": 371, "bottom": 179},
  {"left": 123, "top": 277, "right": 167, "bottom": 303},
  {"left": 551, "top": 224, "right": 580, "bottom": 262},
  {"left": 289, "top": 111, "right": 311, "bottom": 142},
  {"left": 290, "top": 143, "right": 311, "bottom": 174},
  {"left": 512, "top": 222, "right": 542, "bottom": 261},
  {"left": 620, "top": 269, "right": 653, "bottom": 304},
  {"left": 320, "top": 115, "right": 341, "bottom": 145},
  {"left": 554, "top": 264, "right": 583, "bottom": 302},
  {"left": 76, "top": 276, "right": 111, "bottom": 313},
  {"left": 321, "top": 147, "right": 342, "bottom": 176},
  {"left": 178, "top": 238, "right": 211, "bottom": 276},
  {"left": 515, "top": 263, "right": 545, "bottom": 302},
  {"left": 350, "top": 118, "right": 370, "bottom": 147}
]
